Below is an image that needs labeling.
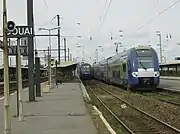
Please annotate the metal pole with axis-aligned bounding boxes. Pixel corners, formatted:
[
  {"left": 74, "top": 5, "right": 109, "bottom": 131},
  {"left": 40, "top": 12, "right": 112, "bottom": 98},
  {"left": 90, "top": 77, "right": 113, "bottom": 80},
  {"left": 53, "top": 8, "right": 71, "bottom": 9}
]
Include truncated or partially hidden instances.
[
  {"left": 68, "top": 48, "right": 70, "bottom": 61},
  {"left": 16, "top": 46, "right": 19, "bottom": 117},
  {"left": 82, "top": 46, "right": 84, "bottom": 62},
  {"left": 70, "top": 54, "right": 72, "bottom": 61},
  {"left": 115, "top": 43, "right": 118, "bottom": 54},
  {"left": 64, "top": 38, "right": 66, "bottom": 61},
  {"left": 96, "top": 49, "right": 98, "bottom": 63},
  {"left": 35, "top": 57, "right": 41, "bottom": 97},
  {"left": 27, "top": 0, "right": 35, "bottom": 101},
  {"left": 17, "top": 38, "right": 24, "bottom": 121},
  {"left": 57, "top": 15, "right": 61, "bottom": 63},
  {"left": 55, "top": 60, "right": 58, "bottom": 87},
  {"left": 49, "top": 30, "right": 52, "bottom": 89},
  {"left": 47, "top": 47, "right": 51, "bottom": 87},
  {"left": 158, "top": 33, "right": 162, "bottom": 64},
  {"left": 3, "top": 0, "right": 11, "bottom": 133},
  {"left": 8, "top": 39, "right": 11, "bottom": 68}
]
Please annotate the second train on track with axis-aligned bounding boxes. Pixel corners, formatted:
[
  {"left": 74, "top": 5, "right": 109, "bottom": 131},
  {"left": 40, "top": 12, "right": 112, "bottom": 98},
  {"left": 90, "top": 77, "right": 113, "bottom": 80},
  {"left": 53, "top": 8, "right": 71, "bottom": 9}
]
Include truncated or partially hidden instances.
[{"left": 93, "top": 45, "right": 160, "bottom": 90}]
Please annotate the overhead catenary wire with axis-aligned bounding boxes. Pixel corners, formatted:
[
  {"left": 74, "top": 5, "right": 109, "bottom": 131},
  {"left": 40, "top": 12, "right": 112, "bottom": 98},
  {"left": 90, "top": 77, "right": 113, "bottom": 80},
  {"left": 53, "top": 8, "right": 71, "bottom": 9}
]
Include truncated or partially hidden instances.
[
  {"left": 43, "top": 0, "right": 49, "bottom": 10},
  {"left": 97, "top": 0, "right": 113, "bottom": 32},
  {"left": 96, "top": 0, "right": 180, "bottom": 56},
  {"left": 123, "top": 0, "right": 180, "bottom": 41},
  {"left": 92, "top": 0, "right": 113, "bottom": 43},
  {"left": 35, "top": 0, "right": 57, "bottom": 27},
  {"left": 100, "top": 0, "right": 108, "bottom": 21}
]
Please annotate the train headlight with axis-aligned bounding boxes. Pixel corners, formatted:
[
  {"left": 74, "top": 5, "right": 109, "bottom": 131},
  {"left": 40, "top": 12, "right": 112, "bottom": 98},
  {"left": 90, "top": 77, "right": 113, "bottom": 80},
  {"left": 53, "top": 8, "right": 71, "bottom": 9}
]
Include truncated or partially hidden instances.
[
  {"left": 132, "top": 72, "right": 138, "bottom": 78},
  {"left": 154, "top": 71, "right": 160, "bottom": 77}
]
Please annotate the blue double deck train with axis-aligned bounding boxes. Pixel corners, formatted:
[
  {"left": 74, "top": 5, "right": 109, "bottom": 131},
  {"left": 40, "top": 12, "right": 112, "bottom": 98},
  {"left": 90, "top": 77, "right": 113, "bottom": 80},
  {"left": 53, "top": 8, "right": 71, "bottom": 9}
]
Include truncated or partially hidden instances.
[
  {"left": 77, "top": 63, "right": 93, "bottom": 80},
  {"left": 93, "top": 45, "right": 160, "bottom": 90}
]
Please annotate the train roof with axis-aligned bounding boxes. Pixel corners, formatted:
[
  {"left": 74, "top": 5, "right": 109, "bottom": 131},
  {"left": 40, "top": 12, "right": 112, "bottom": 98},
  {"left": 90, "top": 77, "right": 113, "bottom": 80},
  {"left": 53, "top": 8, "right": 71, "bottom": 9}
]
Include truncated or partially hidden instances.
[{"left": 96, "top": 45, "right": 154, "bottom": 65}]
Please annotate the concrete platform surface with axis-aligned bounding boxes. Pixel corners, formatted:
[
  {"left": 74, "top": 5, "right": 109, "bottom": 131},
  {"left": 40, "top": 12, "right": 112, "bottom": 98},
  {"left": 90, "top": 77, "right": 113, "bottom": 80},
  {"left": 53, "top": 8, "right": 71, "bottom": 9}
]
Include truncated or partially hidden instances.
[
  {"left": 0, "top": 83, "right": 97, "bottom": 134},
  {"left": 160, "top": 76, "right": 180, "bottom": 80},
  {"left": 159, "top": 78, "right": 180, "bottom": 90}
]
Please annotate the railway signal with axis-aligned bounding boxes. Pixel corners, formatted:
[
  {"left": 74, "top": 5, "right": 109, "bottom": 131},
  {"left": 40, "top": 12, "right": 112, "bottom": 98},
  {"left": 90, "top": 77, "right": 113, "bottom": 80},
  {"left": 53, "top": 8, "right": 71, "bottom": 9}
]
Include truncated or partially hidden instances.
[{"left": 7, "top": 21, "right": 16, "bottom": 31}]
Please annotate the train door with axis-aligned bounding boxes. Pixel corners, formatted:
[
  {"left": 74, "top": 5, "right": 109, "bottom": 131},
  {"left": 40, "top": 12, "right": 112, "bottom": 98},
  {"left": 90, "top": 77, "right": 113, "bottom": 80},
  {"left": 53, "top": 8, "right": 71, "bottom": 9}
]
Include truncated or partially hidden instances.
[
  {"left": 120, "top": 63, "right": 123, "bottom": 79},
  {"left": 109, "top": 64, "right": 114, "bottom": 83},
  {"left": 109, "top": 64, "right": 112, "bottom": 78},
  {"left": 118, "top": 63, "right": 121, "bottom": 80},
  {"left": 122, "top": 61, "right": 127, "bottom": 79}
]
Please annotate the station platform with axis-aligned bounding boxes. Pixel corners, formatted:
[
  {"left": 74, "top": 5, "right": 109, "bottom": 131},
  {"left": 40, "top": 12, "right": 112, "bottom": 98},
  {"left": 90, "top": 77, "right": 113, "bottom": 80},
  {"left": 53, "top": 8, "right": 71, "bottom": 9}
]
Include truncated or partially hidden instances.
[
  {"left": 159, "top": 78, "right": 180, "bottom": 91},
  {"left": 0, "top": 82, "right": 98, "bottom": 134},
  {"left": 160, "top": 76, "right": 180, "bottom": 80}
]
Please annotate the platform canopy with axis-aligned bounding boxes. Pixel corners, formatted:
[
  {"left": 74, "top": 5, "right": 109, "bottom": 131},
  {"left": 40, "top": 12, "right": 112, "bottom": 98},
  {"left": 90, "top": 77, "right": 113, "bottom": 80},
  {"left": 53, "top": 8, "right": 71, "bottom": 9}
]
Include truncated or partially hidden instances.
[
  {"left": 0, "top": 65, "right": 48, "bottom": 71},
  {"left": 52, "top": 61, "right": 78, "bottom": 68},
  {"left": 159, "top": 61, "right": 180, "bottom": 67}
]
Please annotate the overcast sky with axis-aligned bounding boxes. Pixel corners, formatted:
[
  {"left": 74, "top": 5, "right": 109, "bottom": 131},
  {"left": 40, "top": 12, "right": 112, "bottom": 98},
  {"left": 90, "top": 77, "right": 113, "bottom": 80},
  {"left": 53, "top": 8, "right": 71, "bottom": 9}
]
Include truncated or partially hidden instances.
[{"left": 0, "top": 0, "right": 180, "bottom": 65}]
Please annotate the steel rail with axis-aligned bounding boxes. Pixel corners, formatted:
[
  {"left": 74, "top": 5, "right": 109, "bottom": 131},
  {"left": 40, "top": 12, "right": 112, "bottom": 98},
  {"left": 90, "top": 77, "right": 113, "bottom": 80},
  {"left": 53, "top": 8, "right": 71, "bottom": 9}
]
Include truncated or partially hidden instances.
[
  {"left": 86, "top": 82, "right": 134, "bottom": 134},
  {"left": 92, "top": 81, "right": 180, "bottom": 133},
  {"left": 141, "top": 92, "right": 180, "bottom": 107}
]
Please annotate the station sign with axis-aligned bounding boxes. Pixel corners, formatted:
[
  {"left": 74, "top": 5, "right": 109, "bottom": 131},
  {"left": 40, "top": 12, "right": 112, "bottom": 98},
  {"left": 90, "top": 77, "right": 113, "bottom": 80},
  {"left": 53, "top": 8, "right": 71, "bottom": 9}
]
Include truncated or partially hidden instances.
[
  {"left": 21, "top": 37, "right": 28, "bottom": 46},
  {"left": 0, "top": 21, "right": 30, "bottom": 56},
  {"left": 6, "top": 21, "right": 33, "bottom": 38},
  {"left": 7, "top": 46, "right": 28, "bottom": 56},
  {"left": 7, "top": 26, "right": 33, "bottom": 38},
  {"left": 0, "top": 39, "right": 28, "bottom": 56}
]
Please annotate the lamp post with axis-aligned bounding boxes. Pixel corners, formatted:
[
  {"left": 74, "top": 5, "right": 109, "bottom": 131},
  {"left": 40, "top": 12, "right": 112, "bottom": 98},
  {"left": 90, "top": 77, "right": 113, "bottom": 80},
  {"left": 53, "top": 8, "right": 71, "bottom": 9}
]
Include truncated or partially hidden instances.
[
  {"left": 76, "top": 43, "right": 84, "bottom": 62},
  {"left": 156, "top": 31, "right": 162, "bottom": 64},
  {"left": 38, "top": 26, "right": 61, "bottom": 89},
  {"left": 95, "top": 45, "right": 103, "bottom": 63},
  {"left": 114, "top": 42, "right": 123, "bottom": 54}
]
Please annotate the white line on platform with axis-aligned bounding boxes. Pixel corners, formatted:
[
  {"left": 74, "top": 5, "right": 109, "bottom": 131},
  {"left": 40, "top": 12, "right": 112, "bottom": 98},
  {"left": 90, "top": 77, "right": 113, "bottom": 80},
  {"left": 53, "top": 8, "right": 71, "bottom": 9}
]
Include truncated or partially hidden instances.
[
  {"left": 0, "top": 96, "right": 4, "bottom": 100},
  {"left": 93, "top": 105, "right": 116, "bottom": 134},
  {"left": 0, "top": 91, "right": 17, "bottom": 100},
  {"left": 163, "top": 88, "right": 180, "bottom": 93}
]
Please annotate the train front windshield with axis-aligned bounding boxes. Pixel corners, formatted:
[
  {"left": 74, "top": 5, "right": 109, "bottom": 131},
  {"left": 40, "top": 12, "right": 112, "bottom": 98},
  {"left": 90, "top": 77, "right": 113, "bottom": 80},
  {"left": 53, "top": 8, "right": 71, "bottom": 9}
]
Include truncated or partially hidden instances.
[
  {"left": 136, "top": 49, "right": 153, "bottom": 69},
  {"left": 82, "top": 65, "right": 90, "bottom": 72}
]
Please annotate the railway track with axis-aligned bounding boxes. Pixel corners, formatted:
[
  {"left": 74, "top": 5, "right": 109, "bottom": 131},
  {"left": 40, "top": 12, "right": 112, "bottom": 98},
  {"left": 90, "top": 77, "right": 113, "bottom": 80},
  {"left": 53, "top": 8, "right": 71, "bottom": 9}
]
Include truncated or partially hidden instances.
[
  {"left": 0, "top": 77, "right": 48, "bottom": 96},
  {"left": 94, "top": 79, "right": 180, "bottom": 107},
  {"left": 84, "top": 80, "right": 180, "bottom": 134},
  {"left": 140, "top": 91, "right": 180, "bottom": 106}
]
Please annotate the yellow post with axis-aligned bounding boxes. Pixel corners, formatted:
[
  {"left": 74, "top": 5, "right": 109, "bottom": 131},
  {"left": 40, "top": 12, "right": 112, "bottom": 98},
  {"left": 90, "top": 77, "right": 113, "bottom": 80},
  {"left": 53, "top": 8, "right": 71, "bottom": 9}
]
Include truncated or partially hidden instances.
[
  {"left": 17, "top": 38, "right": 24, "bottom": 121},
  {"left": 3, "top": 0, "right": 11, "bottom": 133}
]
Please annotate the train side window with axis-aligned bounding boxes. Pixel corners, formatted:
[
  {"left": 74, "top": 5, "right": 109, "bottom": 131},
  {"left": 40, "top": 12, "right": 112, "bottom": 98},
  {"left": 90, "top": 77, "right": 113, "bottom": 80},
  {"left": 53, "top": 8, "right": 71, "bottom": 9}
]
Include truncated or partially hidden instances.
[{"left": 123, "top": 63, "right": 126, "bottom": 72}]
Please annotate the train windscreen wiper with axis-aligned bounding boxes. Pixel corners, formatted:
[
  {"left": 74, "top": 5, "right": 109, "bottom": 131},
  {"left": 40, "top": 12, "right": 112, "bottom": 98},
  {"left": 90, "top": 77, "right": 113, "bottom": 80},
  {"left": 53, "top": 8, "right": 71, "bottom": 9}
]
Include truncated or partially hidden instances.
[
  {"left": 139, "top": 61, "right": 147, "bottom": 70},
  {"left": 136, "top": 52, "right": 147, "bottom": 70}
]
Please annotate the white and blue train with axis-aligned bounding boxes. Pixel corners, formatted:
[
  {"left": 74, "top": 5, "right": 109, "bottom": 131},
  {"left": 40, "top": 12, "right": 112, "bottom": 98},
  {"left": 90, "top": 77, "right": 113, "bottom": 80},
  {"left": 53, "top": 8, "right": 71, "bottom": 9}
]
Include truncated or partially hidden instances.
[
  {"left": 77, "top": 63, "right": 93, "bottom": 80},
  {"left": 93, "top": 45, "right": 160, "bottom": 90}
]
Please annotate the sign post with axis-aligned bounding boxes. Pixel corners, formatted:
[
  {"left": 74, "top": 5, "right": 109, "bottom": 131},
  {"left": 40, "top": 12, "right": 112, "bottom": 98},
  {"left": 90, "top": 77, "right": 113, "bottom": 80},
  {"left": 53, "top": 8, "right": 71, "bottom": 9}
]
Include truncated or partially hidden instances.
[
  {"left": 5, "top": 21, "right": 33, "bottom": 122},
  {"left": 16, "top": 38, "right": 24, "bottom": 121},
  {"left": 3, "top": 1, "right": 11, "bottom": 133}
]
